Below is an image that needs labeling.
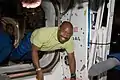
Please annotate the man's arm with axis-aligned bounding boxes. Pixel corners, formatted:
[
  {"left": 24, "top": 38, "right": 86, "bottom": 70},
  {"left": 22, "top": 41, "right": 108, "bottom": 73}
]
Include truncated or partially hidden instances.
[
  {"left": 32, "top": 44, "right": 43, "bottom": 80},
  {"left": 32, "top": 44, "right": 40, "bottom": 69},
  {"left": 68, "top": 52, "right": 76, "bottom": 78}
]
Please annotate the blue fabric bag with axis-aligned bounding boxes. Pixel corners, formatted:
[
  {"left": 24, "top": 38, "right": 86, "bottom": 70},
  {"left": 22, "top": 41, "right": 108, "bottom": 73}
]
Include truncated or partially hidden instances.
[{"left": 10, "top": 32, "right": 32, "bottom": 61}]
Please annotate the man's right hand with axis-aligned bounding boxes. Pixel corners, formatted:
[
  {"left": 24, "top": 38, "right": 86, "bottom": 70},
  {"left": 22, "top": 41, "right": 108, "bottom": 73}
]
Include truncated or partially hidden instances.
[{"left": 36, "top": 70, "right": 44, "bottom": 80}]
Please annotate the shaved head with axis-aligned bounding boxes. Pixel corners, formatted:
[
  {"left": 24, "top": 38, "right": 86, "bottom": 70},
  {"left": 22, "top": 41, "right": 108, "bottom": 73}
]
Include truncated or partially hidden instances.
[
  {"left": 57, "top": 21, "right": 73, "bottom": 43},
  {"left": 60, "top": 21, "right": 73, "bottom": 29}
]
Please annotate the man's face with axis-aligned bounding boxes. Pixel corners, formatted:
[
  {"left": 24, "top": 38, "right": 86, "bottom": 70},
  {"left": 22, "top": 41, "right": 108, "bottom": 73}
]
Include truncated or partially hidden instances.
[{"left": 57, "top": 26, "right": 73, "bottom": 44}]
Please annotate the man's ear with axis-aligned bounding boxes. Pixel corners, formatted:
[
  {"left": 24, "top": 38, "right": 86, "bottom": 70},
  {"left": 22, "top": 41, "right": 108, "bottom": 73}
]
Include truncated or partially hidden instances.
[{"left": 58, "top": 25, "right": 61, "bottom": 30}]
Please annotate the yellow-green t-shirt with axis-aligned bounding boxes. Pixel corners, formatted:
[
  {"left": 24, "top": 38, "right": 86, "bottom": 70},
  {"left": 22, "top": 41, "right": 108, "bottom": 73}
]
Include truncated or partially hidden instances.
[{"left": 30, "top": 27, "right": 74, "bottom": 53}]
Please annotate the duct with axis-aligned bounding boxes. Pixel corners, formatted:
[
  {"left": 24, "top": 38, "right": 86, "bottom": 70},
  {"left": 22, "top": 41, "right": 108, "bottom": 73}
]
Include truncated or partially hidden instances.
[
  {"left": 54, "top": 0, "right": 74, "bottom": 16},
  {"left": 90, "top": 0, "right": 105, "bottom": 11},
  {"left": 1, "top": 17, "right": 20, "bottom": 48},
  {"left": 57, "top": 0, "right": 71, "bottom": 13},
  {"left": 55, "top": 0, "right": 88, "bottom": 15},
  {"left": 41, "top": 0, "right": 56, "bottom": 27}
]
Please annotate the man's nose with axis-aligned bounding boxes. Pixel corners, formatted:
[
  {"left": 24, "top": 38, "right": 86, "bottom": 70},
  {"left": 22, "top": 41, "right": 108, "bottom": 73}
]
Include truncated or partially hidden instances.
[{"left": 63, "top": 34, "right": 69, "bottom": 39}]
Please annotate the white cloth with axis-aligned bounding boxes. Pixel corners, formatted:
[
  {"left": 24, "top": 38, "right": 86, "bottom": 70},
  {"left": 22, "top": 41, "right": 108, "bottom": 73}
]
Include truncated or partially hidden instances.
[{"left": 22, "top": 0, "right": 42, "bottom": 8}]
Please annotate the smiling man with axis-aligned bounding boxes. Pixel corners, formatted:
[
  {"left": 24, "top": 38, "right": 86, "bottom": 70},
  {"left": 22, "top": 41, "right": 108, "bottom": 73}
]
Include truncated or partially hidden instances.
[
  {"left": 10, "top": 21, "right": 76, "bottom": 80},
  {"left": 30, "top": 21, "right": 76, "bottom": 80}
]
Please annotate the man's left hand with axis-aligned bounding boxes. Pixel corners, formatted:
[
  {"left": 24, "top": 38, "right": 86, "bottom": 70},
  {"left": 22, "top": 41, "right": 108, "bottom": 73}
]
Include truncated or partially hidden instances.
[{"left": 70, "top": 78, "right": 76, "bottom": 80}]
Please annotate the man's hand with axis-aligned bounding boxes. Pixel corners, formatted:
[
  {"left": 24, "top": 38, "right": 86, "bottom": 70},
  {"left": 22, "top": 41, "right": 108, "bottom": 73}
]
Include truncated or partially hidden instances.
[
  {"left": 32, "top": 44, "right": 43, "bottom": 80},
  {"left": 70, "top": 73, "right": 76, "bottom": 80},
  {"left": 36, "top": 71, "right": 44, "bottom": 80},
  {"left": 67, "top": 52, "right": 76, "bottom": 78},
  {"left": 70, "top": 78, "right": 76, "bottom": 80},
  {"left": 21, "top": 0, "right": 42, "bottom": 8}
]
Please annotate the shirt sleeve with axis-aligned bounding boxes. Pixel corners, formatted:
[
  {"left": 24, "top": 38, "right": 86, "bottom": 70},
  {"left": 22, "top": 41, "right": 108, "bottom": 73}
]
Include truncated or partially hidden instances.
[
  {"left": 64, "top": 37, "right": 74, "bottom": 53},
  {"left": 30, "top": 29, "right": 45, "bottom": 48}
]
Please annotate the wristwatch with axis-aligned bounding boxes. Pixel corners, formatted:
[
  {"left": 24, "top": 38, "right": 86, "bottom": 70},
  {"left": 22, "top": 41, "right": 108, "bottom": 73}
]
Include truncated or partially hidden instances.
[
  {"left": 71, "top": 73, "right": 76, "bottom": 78},
  {"left": 36, "top": 68, "right": 41, "bottom": 72}
]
